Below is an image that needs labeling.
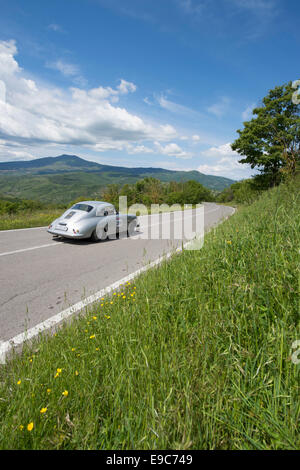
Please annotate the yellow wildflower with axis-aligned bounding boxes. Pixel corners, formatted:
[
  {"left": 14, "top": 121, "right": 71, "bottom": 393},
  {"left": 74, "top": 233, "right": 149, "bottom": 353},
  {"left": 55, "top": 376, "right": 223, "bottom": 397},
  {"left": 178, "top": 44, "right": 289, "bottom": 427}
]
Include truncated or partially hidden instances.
[
  {"left": 27, "top": 422, "right": 34, "bottom": 432},
  {"left": 62, "top": 390, "right": 69, "bottom": 397},
  {"left": 40, "top": 407, "right": 47, "bottom": 414},
  {"left": 47, "top": 389, "right": 51, "bottom": 394},
  {"left": 90, "top": 334, "right": 95, "bottom": 339},
  {"left": 19, "top": 425, "right": 24, "bottom": 431},
  {"left": 17, "top": 380, "right": 21, "bottom": 386}
]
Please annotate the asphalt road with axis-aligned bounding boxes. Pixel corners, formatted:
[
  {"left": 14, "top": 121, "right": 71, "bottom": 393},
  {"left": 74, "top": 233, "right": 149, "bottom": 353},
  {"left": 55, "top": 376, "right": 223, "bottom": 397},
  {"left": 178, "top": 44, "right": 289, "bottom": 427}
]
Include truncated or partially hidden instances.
[{"left": 0, "top": 203, "right": 234, "bottom": 343}]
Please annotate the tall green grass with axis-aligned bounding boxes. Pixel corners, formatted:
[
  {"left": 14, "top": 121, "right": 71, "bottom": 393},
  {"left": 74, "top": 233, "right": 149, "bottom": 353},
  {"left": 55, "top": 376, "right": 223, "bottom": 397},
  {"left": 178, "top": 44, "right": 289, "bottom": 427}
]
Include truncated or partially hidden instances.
[
  {"left": 0, "top": 178, "right": 299, "bottom": 449},
  {"left": 0, "top": 209, "right": 63, "bottom": 231}
]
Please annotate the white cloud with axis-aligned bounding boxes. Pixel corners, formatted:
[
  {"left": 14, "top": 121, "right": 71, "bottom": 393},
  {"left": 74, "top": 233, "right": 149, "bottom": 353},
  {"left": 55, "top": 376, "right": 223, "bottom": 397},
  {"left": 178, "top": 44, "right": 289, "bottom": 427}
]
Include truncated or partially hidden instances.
[
  {"left": 154, "top": 141, "right": 192, "bottom": 159},
  {"left": 0, "top": 139, "right": 36, "bottom": 161},
  {"left": 157, "top": 94, "right": 201, "bottom": 117},
  {"left": 178, "top": 0, "right": 207, "bottom": 15},
  {"left": 0, "top": 40, "right": 178, "bottom": 160},
  {"left": 229, "top": 0, "right": 276, "bottom": 14},
  {"left": 46, "top": 59, "right": 87, "bottom": 87},
  {"left": 207, "top": 96, "right": 230, "bottom": 118},
  {"left": 117, "top": 79, "right": 137, "bottom": 94},
  {"left": 192, "top": 134, "right": 201, "bottom": 141},
  {"left": 127, "top": 144, "right": 154, "bottom": 154},
  {"left": 143, "top": 96, "right": 153, "bottom": 105},
  {"left": 242, "top": 102, "right": 256, "bottom": 121},
  {"left": 198, "top": 142, "right": 253, "bottom": 179},
  {"left": 47, "top": 60, "right": 80, "bottom": 77},
  {"left": 48, "top": 23, "right": 65, "bottom": 33},
  {"left": 203, "top": 142, "right": 237, "bottom": 157}
]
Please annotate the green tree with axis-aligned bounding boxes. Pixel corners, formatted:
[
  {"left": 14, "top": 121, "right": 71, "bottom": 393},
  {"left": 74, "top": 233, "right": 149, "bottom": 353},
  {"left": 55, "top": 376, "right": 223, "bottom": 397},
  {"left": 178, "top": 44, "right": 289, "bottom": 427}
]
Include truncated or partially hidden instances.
[
  {"left": 101, "top": 184, "right": 120, "bottom": 207},
  {"left": 232, "top": 82, "right": 300, "bottom": 186},
  {"left": 181, "top": 180, "right": 214, "bottom": 204}
]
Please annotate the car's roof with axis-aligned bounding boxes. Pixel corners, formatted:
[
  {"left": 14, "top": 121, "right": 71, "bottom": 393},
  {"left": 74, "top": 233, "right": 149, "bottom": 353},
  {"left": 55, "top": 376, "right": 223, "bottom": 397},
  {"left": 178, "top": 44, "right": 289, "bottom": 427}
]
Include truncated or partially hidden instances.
[{"left": 73, "top": 201, "right": 114, "bottom": 207}]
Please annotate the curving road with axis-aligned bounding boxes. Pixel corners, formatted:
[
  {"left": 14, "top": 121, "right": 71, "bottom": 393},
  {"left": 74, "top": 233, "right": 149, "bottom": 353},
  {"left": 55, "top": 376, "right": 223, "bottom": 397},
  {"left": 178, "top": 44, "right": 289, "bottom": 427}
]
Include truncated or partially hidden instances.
[{"left": 0, "top": 203, "right": 234, "bottom": 348}]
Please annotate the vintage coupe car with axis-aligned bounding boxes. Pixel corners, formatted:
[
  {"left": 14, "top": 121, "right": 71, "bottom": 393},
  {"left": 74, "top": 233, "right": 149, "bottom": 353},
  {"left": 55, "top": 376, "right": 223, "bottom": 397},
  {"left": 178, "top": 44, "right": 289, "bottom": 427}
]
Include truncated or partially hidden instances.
[{"left": 47, "top": 201, "right": 139, "bottom": 241}]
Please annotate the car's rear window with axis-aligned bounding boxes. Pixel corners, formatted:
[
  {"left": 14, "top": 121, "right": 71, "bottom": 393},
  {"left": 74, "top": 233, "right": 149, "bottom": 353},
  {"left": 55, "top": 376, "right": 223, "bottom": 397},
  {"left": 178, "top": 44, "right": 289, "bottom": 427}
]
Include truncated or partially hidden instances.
[{"left": 72, "top": 204, "right": 94, "bottom": 213}]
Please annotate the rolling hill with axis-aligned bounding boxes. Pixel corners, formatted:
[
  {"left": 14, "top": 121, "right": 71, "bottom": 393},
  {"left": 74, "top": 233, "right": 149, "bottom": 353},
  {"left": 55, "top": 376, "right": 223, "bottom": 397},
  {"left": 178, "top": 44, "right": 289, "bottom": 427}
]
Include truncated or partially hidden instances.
[{"left": 0, "top": 154, "right": 235, "bottom": 204}]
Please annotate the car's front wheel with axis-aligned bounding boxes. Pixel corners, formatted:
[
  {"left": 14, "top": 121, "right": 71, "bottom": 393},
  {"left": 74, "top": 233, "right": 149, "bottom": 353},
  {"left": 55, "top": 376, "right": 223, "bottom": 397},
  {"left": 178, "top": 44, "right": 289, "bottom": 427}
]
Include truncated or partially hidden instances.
[{"left": 127, "top": 219, "right": 137, "bottom": 237}]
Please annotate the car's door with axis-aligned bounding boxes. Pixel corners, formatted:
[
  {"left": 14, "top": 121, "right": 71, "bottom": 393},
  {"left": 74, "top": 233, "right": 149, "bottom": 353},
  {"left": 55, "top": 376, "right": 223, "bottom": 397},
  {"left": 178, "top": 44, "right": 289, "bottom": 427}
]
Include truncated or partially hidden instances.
[
  {"left": 105, "top": 206, "right": 118, "bottom": 237},
  {"left": 95, "top": 205, "right": 115, "bottom": 236}
]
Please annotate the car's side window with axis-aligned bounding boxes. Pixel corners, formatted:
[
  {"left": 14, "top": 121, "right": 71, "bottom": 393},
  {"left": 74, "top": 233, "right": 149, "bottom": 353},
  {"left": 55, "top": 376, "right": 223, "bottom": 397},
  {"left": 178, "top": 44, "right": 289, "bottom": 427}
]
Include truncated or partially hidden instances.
[
  {"left": 107, "top": 207, "right": 115, "bottom": 216},
  {"left": 96, "top": 206, "right": 104, "bottom": 217},
  {"left": 96, "top": 206, "right": 114, "bottom": 217}
]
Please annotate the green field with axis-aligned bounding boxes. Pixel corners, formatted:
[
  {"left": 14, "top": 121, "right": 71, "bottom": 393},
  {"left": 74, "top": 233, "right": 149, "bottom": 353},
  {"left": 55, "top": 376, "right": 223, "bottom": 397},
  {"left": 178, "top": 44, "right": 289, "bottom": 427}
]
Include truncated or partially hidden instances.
[{"left": 0, "top": 177, "right": 299, "bottom": 450}]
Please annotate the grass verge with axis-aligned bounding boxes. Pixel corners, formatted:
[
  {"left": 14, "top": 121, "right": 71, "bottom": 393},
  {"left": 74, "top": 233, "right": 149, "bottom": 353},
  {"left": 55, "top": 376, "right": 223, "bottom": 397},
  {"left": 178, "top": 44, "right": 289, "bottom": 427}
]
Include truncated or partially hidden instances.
[
  {"left": 0, "top": 209, "right": 63, "bottom": 231},
  {"left": 0, "top": 178, "right": 299, "bottom": 449}
]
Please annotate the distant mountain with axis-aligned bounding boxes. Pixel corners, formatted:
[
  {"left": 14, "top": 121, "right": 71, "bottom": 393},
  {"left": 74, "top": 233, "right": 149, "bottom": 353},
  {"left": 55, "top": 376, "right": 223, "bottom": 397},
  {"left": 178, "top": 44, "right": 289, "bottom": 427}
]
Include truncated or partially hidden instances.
[
  {"left": 0, "top": 154, "right": 235, "bottom": 204},
  {"left": 0, "top": 155, "right": 101, "bottom": 172}
]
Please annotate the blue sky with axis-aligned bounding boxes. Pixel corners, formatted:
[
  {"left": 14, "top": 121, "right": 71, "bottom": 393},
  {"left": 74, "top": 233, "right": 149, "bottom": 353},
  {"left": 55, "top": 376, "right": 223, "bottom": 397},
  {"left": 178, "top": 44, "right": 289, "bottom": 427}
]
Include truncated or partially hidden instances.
[{"left": 0, "top": 0, "right": 299, "bottom": 180}]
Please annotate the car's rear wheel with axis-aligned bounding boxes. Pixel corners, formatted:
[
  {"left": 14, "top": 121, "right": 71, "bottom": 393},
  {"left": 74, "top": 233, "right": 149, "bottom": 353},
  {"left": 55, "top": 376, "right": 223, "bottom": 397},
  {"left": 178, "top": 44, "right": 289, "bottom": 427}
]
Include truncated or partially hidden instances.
[{"left": 91, "top": 225, "right": 108, "bottom": 242}]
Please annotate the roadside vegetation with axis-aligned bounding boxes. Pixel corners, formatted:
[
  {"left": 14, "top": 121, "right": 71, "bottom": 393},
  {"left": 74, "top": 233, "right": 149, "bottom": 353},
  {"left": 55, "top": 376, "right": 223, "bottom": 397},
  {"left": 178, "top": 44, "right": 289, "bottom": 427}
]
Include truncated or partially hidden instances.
[
  {"left": 100, "top": 178, "right": 215, "bottom": 208},
  {"left": 0, "top": 179, "right": 215, "bottom": 230},
  {"left": 0, "top": 197, "right": 64, "bottom": 231},
  {"left": 0, "top": 175, "right": 299, "bottom": 450}
]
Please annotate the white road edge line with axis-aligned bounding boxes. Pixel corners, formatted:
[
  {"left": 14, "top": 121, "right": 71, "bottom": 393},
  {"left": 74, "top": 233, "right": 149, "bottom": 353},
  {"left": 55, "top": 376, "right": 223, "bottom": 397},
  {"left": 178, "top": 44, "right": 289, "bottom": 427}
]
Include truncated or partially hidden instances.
[
  {"left": 0, "top": 244, "right": 186, "bottom": 364},
  {"left": 0, "top": 226, "right": 47, "bottom": 234},
  {"left": 0, "top": 206, "right": 235, "bottom": 364},
  {"left": 0, "top": 243, "right": 61, "bottom": 257}
]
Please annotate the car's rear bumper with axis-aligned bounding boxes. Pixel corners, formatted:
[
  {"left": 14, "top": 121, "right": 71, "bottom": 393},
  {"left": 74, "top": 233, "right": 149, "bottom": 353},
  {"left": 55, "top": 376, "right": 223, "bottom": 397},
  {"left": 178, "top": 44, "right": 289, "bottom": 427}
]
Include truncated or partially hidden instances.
[{"left": 47, "top": 228, "right": 88, "bottom": 239}]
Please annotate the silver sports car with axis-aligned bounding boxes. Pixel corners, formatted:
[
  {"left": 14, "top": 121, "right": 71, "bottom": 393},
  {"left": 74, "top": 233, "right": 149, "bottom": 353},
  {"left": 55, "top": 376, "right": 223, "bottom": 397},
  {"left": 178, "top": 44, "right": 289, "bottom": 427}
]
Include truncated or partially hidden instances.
[{"left": 47, "top": 201, "right": 139, "bottom": 241}]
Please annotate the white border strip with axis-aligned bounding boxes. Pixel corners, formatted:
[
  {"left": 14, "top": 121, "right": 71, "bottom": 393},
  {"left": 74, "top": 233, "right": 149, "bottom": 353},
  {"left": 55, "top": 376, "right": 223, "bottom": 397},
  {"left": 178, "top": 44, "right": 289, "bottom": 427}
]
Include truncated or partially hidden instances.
[
  {"left": 0, "top": 243, "right": 60, "bottom": 257},
  {"left": 0, "top": 226, "right": 47, "bottom": 234},
  {"left": 0, "top": 206, "right": 235, "bottom": 364}
]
